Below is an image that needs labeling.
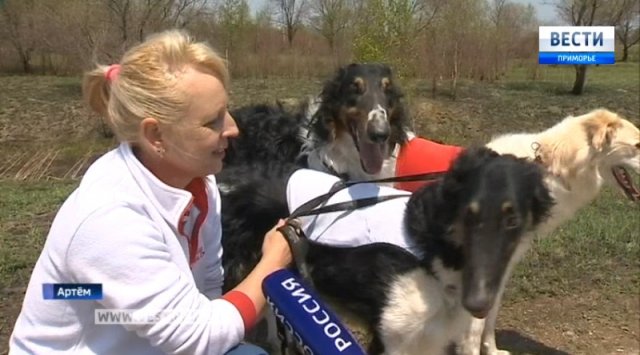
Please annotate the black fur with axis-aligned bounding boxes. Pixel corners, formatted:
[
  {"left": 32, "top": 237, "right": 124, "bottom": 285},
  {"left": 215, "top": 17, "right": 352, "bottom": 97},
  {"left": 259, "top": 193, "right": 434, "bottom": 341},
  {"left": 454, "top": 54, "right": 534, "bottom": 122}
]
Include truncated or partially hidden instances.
[
  {"left": 225, "top": 104, "right": 306, "bottom": 166},
  {"left": 222, "top": 63, "right": 410, "bottom": 179},
  {"left": 218, "top": 147, "right": 554, "bottom": 353},
  {"left": 218, "top": 161, "right": 300, "bottom": 291},
  {"left": 310, "top": 63, "right": 409, "bottom": 150}
]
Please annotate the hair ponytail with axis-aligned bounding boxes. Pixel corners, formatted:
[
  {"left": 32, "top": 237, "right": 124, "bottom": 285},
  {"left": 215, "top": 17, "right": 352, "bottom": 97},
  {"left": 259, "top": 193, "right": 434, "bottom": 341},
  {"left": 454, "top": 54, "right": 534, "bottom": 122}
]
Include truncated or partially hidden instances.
[{"left": 82, "top": 66, "right": 114, "bottom": 129}]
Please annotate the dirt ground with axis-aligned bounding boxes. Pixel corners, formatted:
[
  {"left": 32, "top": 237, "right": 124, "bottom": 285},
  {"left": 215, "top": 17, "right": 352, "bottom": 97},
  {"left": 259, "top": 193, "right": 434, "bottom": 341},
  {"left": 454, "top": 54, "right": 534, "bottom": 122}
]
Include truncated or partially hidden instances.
[{"left": 496, "top": 293, "right": 639, "bottom": 355}]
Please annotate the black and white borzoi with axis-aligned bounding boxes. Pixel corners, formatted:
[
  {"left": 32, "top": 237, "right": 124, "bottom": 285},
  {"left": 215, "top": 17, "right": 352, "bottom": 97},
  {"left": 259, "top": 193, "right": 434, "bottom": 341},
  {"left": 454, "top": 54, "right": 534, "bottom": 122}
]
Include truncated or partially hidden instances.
[
  {"left": 460, "top": 109, "right": 640, "bottom": 355},
  {"left": 218, "top": 147, "right": 555, "bottom": 354},
  {"left": 223, "top": 63, "right": 411, "bottom": 180}
]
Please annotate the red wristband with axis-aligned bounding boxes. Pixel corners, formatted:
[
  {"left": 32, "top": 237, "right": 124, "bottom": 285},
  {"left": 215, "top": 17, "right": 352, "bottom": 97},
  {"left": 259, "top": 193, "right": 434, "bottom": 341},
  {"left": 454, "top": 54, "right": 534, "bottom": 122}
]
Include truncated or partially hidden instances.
[{"left": 222, "top": 291, "right": 258, "bottom": 331}]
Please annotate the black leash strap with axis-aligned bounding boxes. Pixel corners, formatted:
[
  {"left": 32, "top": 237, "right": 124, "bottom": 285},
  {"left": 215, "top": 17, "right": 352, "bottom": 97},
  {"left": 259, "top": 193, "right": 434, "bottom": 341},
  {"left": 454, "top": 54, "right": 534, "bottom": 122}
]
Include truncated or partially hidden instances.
[
  {"left": 288, "top": 170, "right": 446, "bottom": 220},
  {"left": 276, "top": 319, "right": 288, "bottom": 355},
  {"left": 276, "top": 219, "right": 311, "bottom": 281},
  {"left": 290, "top": 194, "right": 409, "bottom": 219}
]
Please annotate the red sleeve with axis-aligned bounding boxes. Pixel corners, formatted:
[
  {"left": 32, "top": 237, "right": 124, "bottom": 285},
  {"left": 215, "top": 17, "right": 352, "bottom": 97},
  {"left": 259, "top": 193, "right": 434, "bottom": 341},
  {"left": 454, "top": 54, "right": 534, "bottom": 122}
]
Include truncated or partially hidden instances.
[
  {"left": 395, "top": 137, "right": 463, "bottom": 192},
  {"left": 222, "top": 291, "right": 258, "bottom": 332}
]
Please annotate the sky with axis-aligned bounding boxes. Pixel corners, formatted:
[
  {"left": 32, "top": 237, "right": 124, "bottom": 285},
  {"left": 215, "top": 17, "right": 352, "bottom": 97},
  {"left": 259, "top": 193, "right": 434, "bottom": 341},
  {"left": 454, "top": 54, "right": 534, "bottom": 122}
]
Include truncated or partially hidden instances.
[{"left": 247, "top": 0, "right": 560, "bottom": 24}]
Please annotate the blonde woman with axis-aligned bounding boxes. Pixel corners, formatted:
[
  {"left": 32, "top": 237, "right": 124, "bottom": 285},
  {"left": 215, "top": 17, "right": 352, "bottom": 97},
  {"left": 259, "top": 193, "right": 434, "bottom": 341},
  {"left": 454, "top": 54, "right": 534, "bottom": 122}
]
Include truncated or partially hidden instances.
[{"left": 9, "top": 30, "right": 291, "bottom": 355}]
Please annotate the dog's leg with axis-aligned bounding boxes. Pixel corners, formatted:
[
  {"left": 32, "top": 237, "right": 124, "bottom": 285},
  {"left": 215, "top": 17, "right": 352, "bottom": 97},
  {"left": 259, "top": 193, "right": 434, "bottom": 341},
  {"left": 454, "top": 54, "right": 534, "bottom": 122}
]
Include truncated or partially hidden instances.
[
  {"left": 479, "top": 261, "right": 519, "bottom": 355},
  {"left": 480, "top": 233, "right": 536, "bottom": 355},
  {"left": 377, "top": 270, "right": 451, "bottom": 355},
  {"left": 456, "top": 317, "right": 485, "bottom": 355},
  {"left": 264, "top": 308, "right": 282, "bottom": 352},
  {"left": 479, "top": 295, "right": 510, "bottom": 355},
  {"left": 367, "top": 332, "right": 385, "bottom": 355}
]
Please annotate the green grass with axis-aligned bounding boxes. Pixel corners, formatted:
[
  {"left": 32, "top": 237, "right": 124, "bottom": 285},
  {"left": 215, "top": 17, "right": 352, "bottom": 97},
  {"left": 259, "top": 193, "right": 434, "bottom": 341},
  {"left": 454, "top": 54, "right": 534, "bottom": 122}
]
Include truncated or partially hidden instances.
[
  {"left": 0, "top": 180, "right": 78, "bottom": 353},
  {"left": 509, "top": 188, "right": 640, "bottom": 301},
  {"left": 0, "top": 180, "right": 78, "bottom": 287}
]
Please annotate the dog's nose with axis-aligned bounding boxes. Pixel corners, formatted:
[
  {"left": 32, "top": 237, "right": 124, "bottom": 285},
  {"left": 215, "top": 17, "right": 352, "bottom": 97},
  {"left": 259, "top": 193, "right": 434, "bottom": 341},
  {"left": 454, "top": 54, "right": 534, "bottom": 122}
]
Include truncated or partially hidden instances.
[
  {"left": 463, "top": 293, "right": 492, "bottom": 319},
  {"left": 367, "top": 107, "right": 390, "bottom": 143}
]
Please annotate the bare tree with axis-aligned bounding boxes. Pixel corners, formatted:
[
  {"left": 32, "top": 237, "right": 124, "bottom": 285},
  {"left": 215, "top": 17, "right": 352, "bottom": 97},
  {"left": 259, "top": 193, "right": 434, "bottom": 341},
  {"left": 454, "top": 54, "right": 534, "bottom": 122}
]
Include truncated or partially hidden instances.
[
  {"left": 616, "top": 5, "right": 640, "bottom": 61},
  {"left": 489, "top": 1, "right": 538, "bottom": 79},
  {"left": 489, "top": 0, "right": 508, "bottom": 79},
  {"left": 103, "top": 0, "right": 209, "bottom": 47},
  {"left": 0, "top": 0, "right": 41, "bottom": 73},
  {"left": 309, "top": 0, "right": 350, "bottom": 51},
  {"left": 557, "top": 0, "right": 637, "bottom": 94},
  {"left": 555, "top": 0, "right": 603, "bottom": 95},
  {"left": 352, "top": 0, "right": 443, "bottom": 76},
  {"left": 153, "top": 0, "right": 209, "bottom": 29},
  {"left": 600, "top": 0, "right": 640, "bottom": 62},
  {"left": 432, "top": 0, "right": 488, "bottom": 98},
  {"left": 106, "top": 0, "right": 132, "bottom": 44},
  {"left": 272, "top": 0, "right": 308, "bottom": 47},
  {"left": 489, "top": 0, "right": 508, "bottom": 26},
  {"left": 217, "top": 0, "right": 251, "bottom": 56}
]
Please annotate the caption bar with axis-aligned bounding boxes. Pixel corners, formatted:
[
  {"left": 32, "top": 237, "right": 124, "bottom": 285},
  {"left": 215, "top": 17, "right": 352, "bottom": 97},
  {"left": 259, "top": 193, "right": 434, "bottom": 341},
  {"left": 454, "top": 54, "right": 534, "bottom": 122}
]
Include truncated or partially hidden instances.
[{"left": 42, "top": 283, "right": 103, "bottom": 300}]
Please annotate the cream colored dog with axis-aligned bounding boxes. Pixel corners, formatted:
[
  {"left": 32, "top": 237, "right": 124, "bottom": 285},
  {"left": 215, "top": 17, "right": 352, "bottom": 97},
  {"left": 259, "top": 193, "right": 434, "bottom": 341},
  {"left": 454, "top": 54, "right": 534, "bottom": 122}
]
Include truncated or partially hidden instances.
[{"left": 458, "top": 109, "right": 640, "bottom": 355}]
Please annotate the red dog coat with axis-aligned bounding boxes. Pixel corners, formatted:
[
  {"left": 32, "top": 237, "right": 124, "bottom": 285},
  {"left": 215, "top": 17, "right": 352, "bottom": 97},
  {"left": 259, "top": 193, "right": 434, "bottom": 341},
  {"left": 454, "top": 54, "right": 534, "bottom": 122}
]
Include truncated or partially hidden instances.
[{"left": 394, "top": 137, "right": 463, "bottom": 192}]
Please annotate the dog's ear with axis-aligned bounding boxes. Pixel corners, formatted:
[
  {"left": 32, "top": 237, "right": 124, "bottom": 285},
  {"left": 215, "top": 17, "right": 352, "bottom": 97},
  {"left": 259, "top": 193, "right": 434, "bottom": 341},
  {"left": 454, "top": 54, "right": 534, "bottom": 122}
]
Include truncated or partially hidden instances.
[
  {"left": 450, "top": 147, "right": 499, "bottom": 176},
  {"left": 587, "top": 122, "right": 616, "bottom": 151},
  {"left": 583, "top": 110, "right": 622, "bottom": 151},
  {"left": 444, "top": 147, "right": 498, "bottom": 195},
  {"left": 379, "top": 63, "right": 392, "bottom": 76},
  {"left": 525, "top": 162, "right": 555, "bottom": 225},
  {"left": 534, "top": 143, "right": 573, "bottom": 190}
]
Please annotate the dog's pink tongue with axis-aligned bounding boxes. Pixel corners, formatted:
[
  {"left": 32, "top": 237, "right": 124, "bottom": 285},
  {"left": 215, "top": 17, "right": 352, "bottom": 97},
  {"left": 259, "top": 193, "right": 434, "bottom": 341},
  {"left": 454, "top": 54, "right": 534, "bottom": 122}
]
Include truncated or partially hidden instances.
[
  {"left": 360, "top": 140, "right": 386, "bottom": 175},
  {"left": 613, "top": 166, "right": 640, "bottom": 202}
]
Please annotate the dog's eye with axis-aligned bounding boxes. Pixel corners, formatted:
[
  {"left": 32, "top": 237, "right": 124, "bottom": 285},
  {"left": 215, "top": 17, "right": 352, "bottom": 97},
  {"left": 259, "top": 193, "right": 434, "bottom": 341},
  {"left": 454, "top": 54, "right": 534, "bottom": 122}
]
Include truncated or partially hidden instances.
[
  {"left": 350, "top": 82, "right": 363, "bottom": 94},
  {"left": 381, "top": 78, "right": 391, "bottom": 90},
  {"left": 501, "top": 202, "right": 520, "bottom": 229},
  {"left": 350, "top": 78, "right": 365, "bottom": 94},
  {"left": 464, "top": 203, "right": 480, "bottom": 227},
  {"left": 503, "top": 214, "right": 520, "bottom": 229}
]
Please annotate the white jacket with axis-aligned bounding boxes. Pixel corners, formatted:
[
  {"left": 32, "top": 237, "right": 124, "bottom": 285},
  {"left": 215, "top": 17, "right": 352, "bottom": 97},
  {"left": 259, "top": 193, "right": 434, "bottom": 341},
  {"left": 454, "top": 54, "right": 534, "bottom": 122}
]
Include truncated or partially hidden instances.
[{"left": 9, "top": 143, "right": 245, "bottom": 355}]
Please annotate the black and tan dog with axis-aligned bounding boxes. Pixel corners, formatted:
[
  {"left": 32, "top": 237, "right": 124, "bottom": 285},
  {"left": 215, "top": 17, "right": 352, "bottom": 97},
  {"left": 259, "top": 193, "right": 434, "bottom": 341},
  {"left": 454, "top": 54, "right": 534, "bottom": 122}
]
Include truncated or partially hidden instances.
[
  {"left": 219, "top": 147, "right": 554, "bottom": 354},
  {"left": 223, "top": 63, "right": 410, "bottom": 180}
]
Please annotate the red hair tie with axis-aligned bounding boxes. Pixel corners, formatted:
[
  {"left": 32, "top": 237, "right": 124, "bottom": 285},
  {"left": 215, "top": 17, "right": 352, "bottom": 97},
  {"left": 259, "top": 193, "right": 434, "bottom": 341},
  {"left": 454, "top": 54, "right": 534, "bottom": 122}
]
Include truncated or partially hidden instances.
[{"left": 105, "top": 64, "right": 121, "bottom": 82}]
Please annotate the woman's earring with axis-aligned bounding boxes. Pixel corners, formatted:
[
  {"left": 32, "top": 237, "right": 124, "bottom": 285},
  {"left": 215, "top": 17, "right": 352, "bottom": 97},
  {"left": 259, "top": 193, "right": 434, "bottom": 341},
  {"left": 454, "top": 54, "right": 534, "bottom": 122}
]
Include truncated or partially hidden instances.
[{"left": 156, "top": 147, "right": 165, "bottom": 157}]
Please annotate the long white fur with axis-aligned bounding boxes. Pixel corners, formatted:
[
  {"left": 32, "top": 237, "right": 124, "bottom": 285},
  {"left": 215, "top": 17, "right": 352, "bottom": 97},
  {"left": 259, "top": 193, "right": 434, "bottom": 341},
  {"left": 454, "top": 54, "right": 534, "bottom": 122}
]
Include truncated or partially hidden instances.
[
  {"left": 379, "top": 268, "right": 469, "bottom": 355},
  {"left": 458, "top": 109, "right": 640, "bottom": 355}
]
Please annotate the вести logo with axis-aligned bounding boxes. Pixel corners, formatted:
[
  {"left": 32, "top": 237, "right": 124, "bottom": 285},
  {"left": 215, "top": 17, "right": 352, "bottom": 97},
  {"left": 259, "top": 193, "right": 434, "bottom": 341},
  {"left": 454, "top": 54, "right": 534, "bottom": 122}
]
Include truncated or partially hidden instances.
[{"left": 539, "top": 26, "right": 615, "bottom": 65}]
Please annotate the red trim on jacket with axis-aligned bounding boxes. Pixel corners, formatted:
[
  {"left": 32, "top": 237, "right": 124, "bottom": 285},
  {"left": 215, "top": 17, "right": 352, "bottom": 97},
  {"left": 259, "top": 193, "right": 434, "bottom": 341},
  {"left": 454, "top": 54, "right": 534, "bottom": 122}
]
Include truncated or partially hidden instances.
[{"left": 178, "top": 178, "right": 209, "bottom": 267}]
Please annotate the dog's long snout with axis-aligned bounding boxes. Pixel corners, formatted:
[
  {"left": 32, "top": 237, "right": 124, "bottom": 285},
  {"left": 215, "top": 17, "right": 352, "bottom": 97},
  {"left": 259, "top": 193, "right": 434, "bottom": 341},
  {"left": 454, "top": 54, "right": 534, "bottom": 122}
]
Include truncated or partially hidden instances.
[
  {"left": 367, "top": 106, "right": 390, "bottom": 143},
  {"left": 462, "top": 250, "right": 501, "bottom": 318}
]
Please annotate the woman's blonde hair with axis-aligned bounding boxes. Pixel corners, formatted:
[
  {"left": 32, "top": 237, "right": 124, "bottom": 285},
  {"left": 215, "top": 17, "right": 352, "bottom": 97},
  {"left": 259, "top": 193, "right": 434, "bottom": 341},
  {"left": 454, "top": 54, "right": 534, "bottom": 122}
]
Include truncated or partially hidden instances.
[{"left": 83, "top": 29, "right": 229, "bottom": 143}]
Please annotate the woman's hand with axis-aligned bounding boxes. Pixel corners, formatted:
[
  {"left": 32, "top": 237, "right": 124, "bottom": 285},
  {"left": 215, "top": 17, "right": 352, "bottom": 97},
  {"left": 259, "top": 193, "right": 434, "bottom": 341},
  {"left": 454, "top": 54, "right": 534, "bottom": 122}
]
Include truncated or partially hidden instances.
[
  {"left": 259, "top": 219, "right": 292, "bottom": 270},
  {"left": 228, "top": 219, "right": 294, "bottom": 332}
]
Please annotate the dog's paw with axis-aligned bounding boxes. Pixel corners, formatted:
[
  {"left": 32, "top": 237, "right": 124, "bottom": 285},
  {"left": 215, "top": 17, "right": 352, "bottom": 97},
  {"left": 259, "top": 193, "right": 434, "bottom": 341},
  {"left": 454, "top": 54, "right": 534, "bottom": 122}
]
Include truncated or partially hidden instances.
[
  {"left": 481, "top": 339, "right": 511, "bottom": 355},
  {"left": 481, "top": 345, "right": 511, "bottom": 355}
]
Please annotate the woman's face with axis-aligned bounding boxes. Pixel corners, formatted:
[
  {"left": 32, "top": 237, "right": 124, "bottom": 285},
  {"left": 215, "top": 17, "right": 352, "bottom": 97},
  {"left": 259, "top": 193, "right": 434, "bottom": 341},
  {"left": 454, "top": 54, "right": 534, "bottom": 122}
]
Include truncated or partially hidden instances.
[{"left": 160, "top": 68, "right": 239, "bottom": 179}]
